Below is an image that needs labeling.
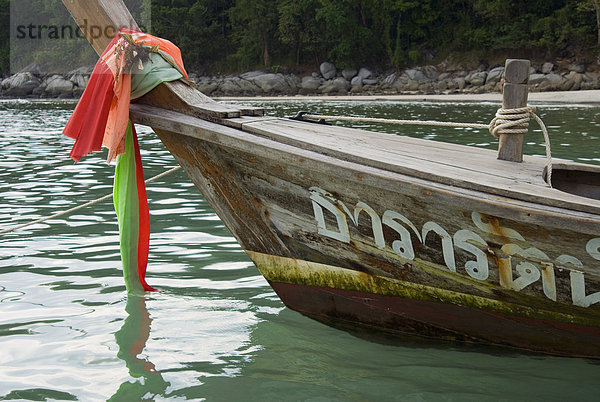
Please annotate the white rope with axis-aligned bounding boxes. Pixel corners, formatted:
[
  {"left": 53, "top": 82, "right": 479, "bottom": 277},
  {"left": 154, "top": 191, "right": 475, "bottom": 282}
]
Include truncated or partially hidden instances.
[
  {"left": 0, "top": 165, "right": 182, "bottom": 235},
  {"left": 303, "top": 113, "right": 490, "bottom": 130},
  {"left": 489, "top": 107, "right": 532, "bottom": 137},
  {"left": 304, "top": 106, "right": 553, "bottom": 187},
  {"left": 489, "top": 106, "right": 552, "bottom": 186},
  {"left": 532, "top": 112, "right": 553, "bottom": 186}
]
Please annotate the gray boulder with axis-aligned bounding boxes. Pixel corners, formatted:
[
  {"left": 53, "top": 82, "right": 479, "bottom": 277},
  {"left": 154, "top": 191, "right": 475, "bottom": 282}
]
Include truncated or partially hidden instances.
[
  {"left": 465, "top": 71, "right": 487, "bottom": 86},
  {"left": 68, "top": 66, "right": 94, "bottom": 76},
  {"left": 72, "top": 87, "right": 85, "bottom": 98},
  {"left": 2, "top": 73, "right": 25, "bottom": 89},
  {"left": 485, "top": 67, "right": 504, "bottom": 84},
  {"left": 320, "top": 62, "right": 337, "bottom": 79},
  {"left": 404, "top": 69, "right": 428, "bottom": 83},
  {"left": 452, "top": 77, "right": 466, "bottom": 90},
  {"left": 570, "top": 61, "right": 586, "bottom": 74},
  {"left": 195, "top": 78, "right": 220, "bottom": 95},
  {"left": 390, "top": 75, "right": 408, "bottom": 91},
  {"left": 236, "top": 78, "right": 261, "bottom": 93},
  {"left": 404, "top": 81, "right": 420, "bottom": 91},
  {"left": 285, "top": 74, "right": 301, "bottom": 88},
  {"left": 537, "top": 73, "right": 565, "bottom": 91},
  {"left": 342, "top": 69, "right": 357, "bottom": 80},
  {"left": 219, "top": 78, "right": 243, "bottom": 94},
  {"left": 528, "top": 74, "right": 547, "bottom": 85},
  {"left": 557, "top": 72, "right": 583, "bottom": 91},
  {"left": 541, "top": 62, "right": 554, "bottom": 74},
  {"left": 568, "top": 71, "right": 584, "bottom": 90},
  {"left": 357, "top": 67, "right": 372, "bottom": 79},
  {"left": 546, "top": 73, "right": 565, "bottom": 85},
  {"left": 437, "top": 72, "right": 450, "bottom": 81},
  {"left": 240, "top": 70, "right": 270, "bottom": 79},
  {"left": 418, "top": 82, "right": 433, "bottom": 92},
  {"left": 45, "top": 76, "right": 74, "bottom": 96},
  {"left": 251, "top": 73, "right": 295, "bottom": 93},
  {"left": 421, "top": 66, "right": 438, "bottom": 81},
  {"left": 2, "top": 72, "right": 40, "bottom": 96},
  {"left": 392, "top": 72, "right": 410, "bottom": 86},
  {"left": 379, "top": 72, "right": 398, "bottom": 88},
  {"left": 350, "top": 76, "right": 363, "bottom": 87},
  {"left": 319, "top": 77, "right": 350, "bottom": 94},
  {"left": 301, "top": 76, "right": 322, "bottom": 91},
  {"left": 69, "top": 73, "right": 89, "bottom": 88},
  {"left": 18, "top": 63, "right": 45, "bottom": 76}
]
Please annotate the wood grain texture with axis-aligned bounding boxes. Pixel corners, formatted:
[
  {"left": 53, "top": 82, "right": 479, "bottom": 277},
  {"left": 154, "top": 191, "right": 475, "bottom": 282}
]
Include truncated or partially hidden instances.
[
  {"left": 129, "top": 103, "right": 600, "bottom": 251},
  {"left": 130, "top": 104, "right": 600, "bottom": 216},
  {"left": 60, "top": 0, "right": 138, "bottom": 54},
  {"left": 140, "top": 106, "right": 600, "bottom": 333},
  {"left": 498, "top": 59, "right": 530, "bottom": 162}
]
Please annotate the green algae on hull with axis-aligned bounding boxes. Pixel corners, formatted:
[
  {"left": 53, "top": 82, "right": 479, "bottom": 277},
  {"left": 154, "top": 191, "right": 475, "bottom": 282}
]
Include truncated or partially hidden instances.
[{"left": 247, "top": 250, "right": 600, "bottom": 328}]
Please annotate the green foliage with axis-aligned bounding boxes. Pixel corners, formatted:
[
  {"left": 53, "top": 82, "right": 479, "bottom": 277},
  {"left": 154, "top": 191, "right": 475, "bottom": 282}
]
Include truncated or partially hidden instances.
[
  {"left": 1, "top": 0, "right": 599, "bottom": 76},
  {"left": 389, "top": 0, "right": 440, "bottom": 67},
  {"left": 229, "top": 0, "right": 280, "bottom": 69},
  {"left": 315, "top": 0, "right": 395, "bottom": 68},
  {"left": 151, "top": 0, "right": 234, "bottom": 72},
  {"left": 278, "top": 0, "right": 322, "bottom": 65}
]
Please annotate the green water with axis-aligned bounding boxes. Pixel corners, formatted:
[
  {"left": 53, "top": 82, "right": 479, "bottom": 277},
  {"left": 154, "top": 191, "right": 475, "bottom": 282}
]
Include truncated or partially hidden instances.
[{"left": 1, "top": 98, "right": 600, "bottom": 401}]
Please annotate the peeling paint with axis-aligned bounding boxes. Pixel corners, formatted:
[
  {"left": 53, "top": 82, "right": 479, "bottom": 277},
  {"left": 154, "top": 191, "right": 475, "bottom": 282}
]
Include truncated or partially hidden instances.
[{"left": 309, "top": 186, "right": 600, "bottom": 308}]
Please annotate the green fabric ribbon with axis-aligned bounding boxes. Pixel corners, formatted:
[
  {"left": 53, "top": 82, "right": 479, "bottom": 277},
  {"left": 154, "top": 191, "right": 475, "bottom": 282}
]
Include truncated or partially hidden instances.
[{"left": 114, "top": 52, "right": 184, "bottom": 294}]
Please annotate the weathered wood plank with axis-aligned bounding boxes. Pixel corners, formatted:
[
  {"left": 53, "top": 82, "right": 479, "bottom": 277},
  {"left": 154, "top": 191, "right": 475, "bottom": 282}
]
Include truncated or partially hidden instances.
[
  {"left": 129, "top": 103, "right": 600, "bottom": 219},
  {"left": 135, "top": 81, "right": 242, "bottom": 120},
  {"left": 242, "top": 118, "right": 543, "bottom": 180},
  {"left": 236, "top": 118, "right": 600, "bottom": 214},
  {"left": 221, "top": 116, "right": 279, "bottom": 130},
  {"left": 60, "top": 0, "right": 138, "bottom": 53}
]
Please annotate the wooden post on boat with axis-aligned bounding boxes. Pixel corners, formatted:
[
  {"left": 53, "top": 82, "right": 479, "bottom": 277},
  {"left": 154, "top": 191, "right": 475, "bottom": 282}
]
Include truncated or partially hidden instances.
[{"left": 497, "top": 59, "right": 530, "bottom": 162}]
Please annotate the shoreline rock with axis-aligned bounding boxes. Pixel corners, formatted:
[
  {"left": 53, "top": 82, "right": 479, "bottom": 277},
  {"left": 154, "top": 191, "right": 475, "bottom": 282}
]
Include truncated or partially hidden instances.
[{"left": 2, "top": 60, "right": 599, "bottom": 100}]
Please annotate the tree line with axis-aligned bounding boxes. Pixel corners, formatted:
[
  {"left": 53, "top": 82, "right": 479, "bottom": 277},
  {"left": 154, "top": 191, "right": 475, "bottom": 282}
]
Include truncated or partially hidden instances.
[
  {"left": 151, "top": 0, "right": 599, "bottom": 73},
  {"left": 1, "top": 0, "right": 599, "bottom": 76}
]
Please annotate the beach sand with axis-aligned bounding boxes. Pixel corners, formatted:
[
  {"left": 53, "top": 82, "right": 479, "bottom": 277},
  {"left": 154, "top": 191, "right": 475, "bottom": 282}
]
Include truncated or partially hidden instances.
[{"left": 216, "top": 90, "right": 600, "bottom": 104}]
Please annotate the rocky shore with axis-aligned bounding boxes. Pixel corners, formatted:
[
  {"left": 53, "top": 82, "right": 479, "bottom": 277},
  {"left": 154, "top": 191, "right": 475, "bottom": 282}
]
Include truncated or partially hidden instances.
[{"left": 1, "top": 60, "right": 598, "bottom": 99}]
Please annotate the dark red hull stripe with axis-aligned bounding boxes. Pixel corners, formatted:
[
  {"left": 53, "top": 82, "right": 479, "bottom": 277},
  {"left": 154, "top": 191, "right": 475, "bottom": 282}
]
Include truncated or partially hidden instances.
[{"left": 269, "top": 280, "right": 600, "bottom": 358}]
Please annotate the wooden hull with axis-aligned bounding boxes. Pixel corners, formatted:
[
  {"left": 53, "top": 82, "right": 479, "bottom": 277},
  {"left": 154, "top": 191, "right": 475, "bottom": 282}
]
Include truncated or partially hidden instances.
[{"left": 130, "top": 104, "right": 600, "bottom": 358}]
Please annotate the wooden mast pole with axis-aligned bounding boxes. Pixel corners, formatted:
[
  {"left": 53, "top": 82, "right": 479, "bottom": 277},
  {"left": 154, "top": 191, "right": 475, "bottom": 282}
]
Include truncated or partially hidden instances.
[
  {"left": 497, "top": 59, "right": 530, "bottom": 162},
  {"left": 60, "top": 0, "right": 139, "bottom": 55}
]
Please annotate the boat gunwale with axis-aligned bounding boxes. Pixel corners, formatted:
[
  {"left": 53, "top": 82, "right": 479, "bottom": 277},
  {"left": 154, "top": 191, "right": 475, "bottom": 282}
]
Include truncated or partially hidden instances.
[{"left": 129, "top": 103, "right": 600, "bottom": 220}]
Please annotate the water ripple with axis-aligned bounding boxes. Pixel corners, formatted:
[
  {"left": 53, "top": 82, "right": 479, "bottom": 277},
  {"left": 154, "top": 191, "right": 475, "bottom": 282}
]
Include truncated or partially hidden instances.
[{"left": 2, "top": 99, "right": 600, "bottom": 400}]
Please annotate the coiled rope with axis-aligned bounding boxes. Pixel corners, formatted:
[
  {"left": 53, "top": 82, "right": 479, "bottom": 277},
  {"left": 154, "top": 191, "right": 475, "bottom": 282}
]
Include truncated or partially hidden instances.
[
  {"left": 0, "top": 165, "right": 182, "bottom": 235},
  {"left": 303, "top": 105, "right": 552, "bottom": 186}
]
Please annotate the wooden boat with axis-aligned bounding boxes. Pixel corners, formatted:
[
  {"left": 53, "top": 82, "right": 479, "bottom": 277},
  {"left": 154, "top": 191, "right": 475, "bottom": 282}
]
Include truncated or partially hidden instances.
[{"left": 63, "top": 0, "right": 600, "bottom": 357}]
